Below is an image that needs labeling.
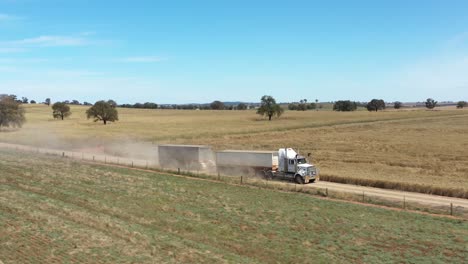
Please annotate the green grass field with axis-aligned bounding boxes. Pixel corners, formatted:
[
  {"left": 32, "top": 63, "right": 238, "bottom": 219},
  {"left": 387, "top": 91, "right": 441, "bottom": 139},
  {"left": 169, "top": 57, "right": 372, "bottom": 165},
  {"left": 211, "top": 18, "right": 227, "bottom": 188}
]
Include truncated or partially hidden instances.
[
  {"left": 2, "top": 104, "right": 468, "bottom": 193},
  {"left": 0, "top": 149, "right": 467, "bottom": 263}
]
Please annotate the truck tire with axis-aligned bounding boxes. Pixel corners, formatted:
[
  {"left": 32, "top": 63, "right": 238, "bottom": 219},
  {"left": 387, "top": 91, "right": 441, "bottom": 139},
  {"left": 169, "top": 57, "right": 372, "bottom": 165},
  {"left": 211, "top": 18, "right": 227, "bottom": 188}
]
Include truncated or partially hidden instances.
[{"left": 295, "top": 175, "right": 304, "bottom": 184}]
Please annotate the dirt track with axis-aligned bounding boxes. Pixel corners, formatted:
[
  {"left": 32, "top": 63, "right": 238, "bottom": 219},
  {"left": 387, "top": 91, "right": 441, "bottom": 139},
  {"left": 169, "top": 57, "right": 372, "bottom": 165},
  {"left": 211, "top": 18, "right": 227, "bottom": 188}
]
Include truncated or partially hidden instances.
[
  {"left": 312, "top": 181, "right": 468, "bottom": 208},
  {"left": 1, "top": 142, "right": 467, "bottom": 212}
]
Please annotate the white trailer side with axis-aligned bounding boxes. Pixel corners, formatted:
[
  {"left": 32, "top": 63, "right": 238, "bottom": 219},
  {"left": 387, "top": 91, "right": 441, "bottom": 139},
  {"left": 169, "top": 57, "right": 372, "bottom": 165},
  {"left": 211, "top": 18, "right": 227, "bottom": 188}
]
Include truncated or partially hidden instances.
[{"left": 216, "top": 150, "right": 278, "bottom": 176}]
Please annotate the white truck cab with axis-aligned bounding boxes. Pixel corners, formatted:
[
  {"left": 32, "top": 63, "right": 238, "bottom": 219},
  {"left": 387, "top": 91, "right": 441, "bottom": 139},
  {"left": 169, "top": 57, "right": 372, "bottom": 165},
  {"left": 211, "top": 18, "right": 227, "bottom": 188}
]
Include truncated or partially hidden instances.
[{"left": 277, "top": 148, "right": 318, "bottom": 184}]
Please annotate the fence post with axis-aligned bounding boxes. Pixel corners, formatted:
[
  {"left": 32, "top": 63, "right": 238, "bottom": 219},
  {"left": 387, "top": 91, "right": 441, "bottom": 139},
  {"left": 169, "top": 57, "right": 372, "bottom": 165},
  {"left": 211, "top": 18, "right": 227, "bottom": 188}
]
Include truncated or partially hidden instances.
[
  {"left": 450, "top": 203, "right": 453, "bottom": 216},
  {"left": 62, "top": 152, "right": 65, "bottom": 157},
  {"left": 403, "top": 196, "right": 406, "bottom": 209},
  {"left": 132, "top": 161, "right": 134, "bottom": 168},
  {"left": 240, "top": 176, "right": 243, "bottom": 184},
  {"left": 362, "top": 191, "right": 365, "bottom": 202},
  {"left": 326, "top": 188, "right": 328, "bottom": 197},
  {"left": 178, "top": 168, "right": 180, "bottom": 174},
  {"left": 217, "top": 172, "right": 220, "bottom": 181},
  {"left": 93, "top": 156, "right": 95, "bottom": 161},
  {"left": 105, "top": 157, "right": 106, "bottom": 164}
]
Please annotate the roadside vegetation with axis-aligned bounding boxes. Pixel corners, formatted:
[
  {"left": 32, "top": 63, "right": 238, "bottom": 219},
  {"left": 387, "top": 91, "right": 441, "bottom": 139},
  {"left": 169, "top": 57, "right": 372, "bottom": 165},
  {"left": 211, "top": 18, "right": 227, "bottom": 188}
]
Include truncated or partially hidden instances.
[{"left": 0, "top": 149, "right": 466, "bottom": 263}]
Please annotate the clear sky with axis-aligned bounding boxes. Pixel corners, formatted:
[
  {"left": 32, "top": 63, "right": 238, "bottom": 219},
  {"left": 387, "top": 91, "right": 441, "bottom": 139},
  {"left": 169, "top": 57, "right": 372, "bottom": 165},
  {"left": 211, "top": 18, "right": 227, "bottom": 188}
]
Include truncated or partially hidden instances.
[{"left": 1, "top": 0, "right": 468, "bottom": 104}]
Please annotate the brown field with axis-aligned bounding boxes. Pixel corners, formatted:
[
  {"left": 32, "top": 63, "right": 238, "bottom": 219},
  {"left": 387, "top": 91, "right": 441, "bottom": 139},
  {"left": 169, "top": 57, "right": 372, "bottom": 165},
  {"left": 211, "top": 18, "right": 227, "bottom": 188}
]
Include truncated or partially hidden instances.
[{"left": 1, "top": 104, "right": 468, "bottom": 192}]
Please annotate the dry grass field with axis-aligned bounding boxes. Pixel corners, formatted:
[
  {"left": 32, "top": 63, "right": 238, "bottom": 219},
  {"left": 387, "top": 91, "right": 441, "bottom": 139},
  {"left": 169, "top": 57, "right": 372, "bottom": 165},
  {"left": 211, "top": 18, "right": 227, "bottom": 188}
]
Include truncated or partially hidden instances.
[
  {"left": 0, "top": 149, "right": 467, "bottom": 263},
  {"left": 1, "top": 104, "right": 468, "bottom": 192}
]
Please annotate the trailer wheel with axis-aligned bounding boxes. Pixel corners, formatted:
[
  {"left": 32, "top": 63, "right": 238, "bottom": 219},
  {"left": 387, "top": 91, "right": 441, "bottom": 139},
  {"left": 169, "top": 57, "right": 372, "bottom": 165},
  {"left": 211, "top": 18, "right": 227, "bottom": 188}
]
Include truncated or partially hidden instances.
[{"left": 295, "top": 175, "right": 304, "bottom": 184}]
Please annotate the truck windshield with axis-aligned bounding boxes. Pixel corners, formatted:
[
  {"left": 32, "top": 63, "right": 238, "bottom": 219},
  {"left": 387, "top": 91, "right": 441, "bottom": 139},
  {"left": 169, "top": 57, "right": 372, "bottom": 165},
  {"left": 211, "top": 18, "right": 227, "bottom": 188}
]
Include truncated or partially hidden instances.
[{"left": 297, "top": 158, "right": 307, "bottom": 164}]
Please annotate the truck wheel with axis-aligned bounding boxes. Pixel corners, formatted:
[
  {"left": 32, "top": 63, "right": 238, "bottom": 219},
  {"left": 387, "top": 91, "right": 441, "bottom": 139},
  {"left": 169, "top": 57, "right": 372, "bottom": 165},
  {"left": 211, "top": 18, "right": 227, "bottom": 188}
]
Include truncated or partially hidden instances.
[
  {"left": 295, "top": 175, "right": 304, "bottom": 184},
  {"left": 309, "top": 179, "right": 316, "bottom": 184},
  {"left": 264, "top": 171, "right": 273, "bottom": 180}
]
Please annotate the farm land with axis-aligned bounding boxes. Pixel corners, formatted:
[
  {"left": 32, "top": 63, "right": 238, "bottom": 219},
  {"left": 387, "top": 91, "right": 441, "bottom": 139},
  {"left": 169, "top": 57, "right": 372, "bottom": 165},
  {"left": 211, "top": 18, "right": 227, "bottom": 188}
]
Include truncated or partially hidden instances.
[
  {"left": 0, "top": 149, "right": 467, "bottom": 263},
  {"left": 2, "top": 104, "right": 468, "bottom": 192}
]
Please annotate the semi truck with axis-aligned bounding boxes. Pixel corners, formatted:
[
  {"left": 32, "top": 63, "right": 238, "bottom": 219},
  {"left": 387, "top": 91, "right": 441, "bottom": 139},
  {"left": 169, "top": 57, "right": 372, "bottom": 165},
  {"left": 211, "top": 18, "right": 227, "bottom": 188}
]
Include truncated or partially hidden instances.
[{"left": 216, "top": 148, "right": 318, "bottom": 184}]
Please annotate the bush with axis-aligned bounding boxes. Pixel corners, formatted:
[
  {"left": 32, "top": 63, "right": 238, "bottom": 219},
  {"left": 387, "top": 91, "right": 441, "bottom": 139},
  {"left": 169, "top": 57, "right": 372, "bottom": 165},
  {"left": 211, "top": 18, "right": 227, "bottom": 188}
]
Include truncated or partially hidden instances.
[
  {"left": 0, "top": 95, "right": 25, "bottom": 129},
  {"left": 333, "top": 100, "right": 357, "bottom": 111}
]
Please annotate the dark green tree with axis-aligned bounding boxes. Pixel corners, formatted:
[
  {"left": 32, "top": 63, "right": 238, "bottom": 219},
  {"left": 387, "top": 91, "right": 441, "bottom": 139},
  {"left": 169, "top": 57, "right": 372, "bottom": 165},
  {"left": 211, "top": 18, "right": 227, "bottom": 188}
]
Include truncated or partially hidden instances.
[
  {"left": 210, "top": 100, "right": 225, "bottom": 110},
  {"left": 366, "top": 99, "right": 386, "bottom": 112},
  {"left": 425, "top": 98, "right": 437, "bottom": 109},
  {"left": 297, "top": 99, "right": 308, "bottom": 111},
  {"left": 45, "top": 98, "right": 51, "bottom": 106},
  {"left": 236, "top": 103, "right": 247, "bottom": 110},
  {"left": 333, "top": 100, "right": 357, "bottom": 111},
  {"left": 0, "top": 95, "right": 25, "bottom": 129},
  {"left": 86, "top": 100, "right": 119, "bottom": 125},
  {"left": 394, "top": 101, "right": 402, "bottom": 109},
  {"left": 307, "top": 103, "right": 317, "bottom": 110},
  {"left": 52, "top": 102, "right": 71, "bottom": 120},
  {"left": 257, "top": 95, "right": 284, "bottom": 121},
  {"left": 456, "top": 101, "right": 466, "bottom": 109},
  {"left": 288, "top": 103, "right": 298, "bottom": 110}
]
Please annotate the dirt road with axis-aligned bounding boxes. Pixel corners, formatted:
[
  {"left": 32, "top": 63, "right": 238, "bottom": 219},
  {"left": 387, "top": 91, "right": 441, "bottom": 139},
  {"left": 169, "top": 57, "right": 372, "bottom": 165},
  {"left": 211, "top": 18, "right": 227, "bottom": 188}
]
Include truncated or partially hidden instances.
[
  {"left": 1, "top": 141, "right": 467, "bottom": 212},
  {"left": 312, "top": 181, "right": 468, "bottom": 208}
]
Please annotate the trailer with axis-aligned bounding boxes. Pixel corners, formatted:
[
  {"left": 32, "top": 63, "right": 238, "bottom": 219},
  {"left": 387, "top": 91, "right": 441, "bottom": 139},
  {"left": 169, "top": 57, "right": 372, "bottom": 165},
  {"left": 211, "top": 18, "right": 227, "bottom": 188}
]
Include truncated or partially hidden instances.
[
  {"left": 216, "top": 150, "right": 279, "bottom": 176},
  {"left": 158, "top": 144, "right": 216, "bottom": 172}
]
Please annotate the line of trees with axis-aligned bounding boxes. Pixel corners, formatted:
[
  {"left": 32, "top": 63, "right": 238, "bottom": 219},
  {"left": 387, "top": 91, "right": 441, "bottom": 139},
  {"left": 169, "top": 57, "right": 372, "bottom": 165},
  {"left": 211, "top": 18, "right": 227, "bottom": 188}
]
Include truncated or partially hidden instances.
[
  {"left": 288, "top": 99, "right": 317, "bottom": 111},
  {"left": 120, "top": 102, "right": 158, "bottom": 109}
]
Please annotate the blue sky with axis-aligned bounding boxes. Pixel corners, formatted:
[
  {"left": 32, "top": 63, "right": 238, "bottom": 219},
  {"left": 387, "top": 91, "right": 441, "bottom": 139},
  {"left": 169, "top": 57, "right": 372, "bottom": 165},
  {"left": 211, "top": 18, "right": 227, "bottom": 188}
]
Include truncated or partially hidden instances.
[{"left": 1, "top": 0, "right": 468, "bottom": 104}]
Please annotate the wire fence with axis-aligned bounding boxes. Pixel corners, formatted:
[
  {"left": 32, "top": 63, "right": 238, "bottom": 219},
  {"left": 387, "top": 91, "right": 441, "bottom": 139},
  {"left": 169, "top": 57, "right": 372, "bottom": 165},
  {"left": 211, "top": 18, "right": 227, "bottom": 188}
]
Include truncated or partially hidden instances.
[{"left": 0, "top": 142, "right": 466, "bottom": 218}]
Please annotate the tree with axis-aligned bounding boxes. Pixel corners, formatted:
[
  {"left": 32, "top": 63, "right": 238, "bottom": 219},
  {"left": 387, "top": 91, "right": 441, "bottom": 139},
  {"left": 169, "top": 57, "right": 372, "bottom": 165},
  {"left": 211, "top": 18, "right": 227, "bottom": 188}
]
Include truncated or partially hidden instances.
[
  {"left": 86, "top": 100, "right": 119, "bottom": 125},
  {"left": 21, "top": 97, "right": 29, "bottom": 104},
  {"left": 237, "top": 103, "right": 247, "bottom": 110},
  {"left": 30, "top": 100, "right": 37, "bottom": 104},
  {"left": 107, "top": 100, "right": 118, "bottom": 108},
  {"left": 307, "top": 103, "right": 317, "bottom": 110},
  {"left": 210, "top": 100, "right": 225, "bottom": 110},
  {"left": 425, "top": 98, "right": 437, "bottom": 109},
  {"left": 257, "top": 95, "right": 284, "bottom": 121},
  {"left": 45, "top": 98, "right": 51, "bottom": 106},
  {"left": 71, "top": 100, "right": 80, "bottom": 105},
  {"left": 297, "top": 99, "right": 308, "bottom": 111},
  {"left": 52, "top": 102, "right": 71, "bottom": 120},
  {"left": 366, "top": 99, "right": 386, "bottom": 112},
  {"left": 457, "top": 101, "right": 467, "bottom": 109},
  {"left": 0, "top": 95, "right": 25, "bottom": 129},
  {"left": 288, "top": 103, "right": 298, "bottom": 110},
  {"left": 333, "top": 100, "right": 357, "bottom": 111},
  {"left": 394, "top": 101, "right": 402, "bottom": 109}
]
